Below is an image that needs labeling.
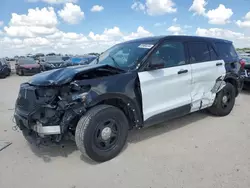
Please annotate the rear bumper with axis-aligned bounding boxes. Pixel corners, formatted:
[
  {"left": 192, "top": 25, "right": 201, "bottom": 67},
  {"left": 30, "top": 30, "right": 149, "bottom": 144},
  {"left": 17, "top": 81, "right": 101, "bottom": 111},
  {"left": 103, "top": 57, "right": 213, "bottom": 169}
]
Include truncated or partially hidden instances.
[
  {"left": 241, "top": 69, "right": 250, "bottom": 82},
  {"left": 244, "top": 76, "right": 250, "bottom": 82}
]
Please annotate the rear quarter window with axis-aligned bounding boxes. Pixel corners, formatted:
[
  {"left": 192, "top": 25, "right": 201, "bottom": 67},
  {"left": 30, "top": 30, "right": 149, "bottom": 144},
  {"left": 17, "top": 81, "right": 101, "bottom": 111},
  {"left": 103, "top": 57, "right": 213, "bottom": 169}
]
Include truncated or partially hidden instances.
[{"left": 216, "top": 42, "right": 238, "bottom": 59}]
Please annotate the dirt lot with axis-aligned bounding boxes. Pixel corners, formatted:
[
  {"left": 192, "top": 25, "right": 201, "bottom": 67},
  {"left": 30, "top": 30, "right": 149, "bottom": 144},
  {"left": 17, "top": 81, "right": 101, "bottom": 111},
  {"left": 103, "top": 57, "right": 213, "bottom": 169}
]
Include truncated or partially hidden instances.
[{"left": 1, "top": 74, "right": 250, "bottom": 188}]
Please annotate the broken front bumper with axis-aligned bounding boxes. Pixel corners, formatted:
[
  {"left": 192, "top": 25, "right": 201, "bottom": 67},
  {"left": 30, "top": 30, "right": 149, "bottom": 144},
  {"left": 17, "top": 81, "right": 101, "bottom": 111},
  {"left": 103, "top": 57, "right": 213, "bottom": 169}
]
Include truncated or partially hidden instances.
[
  {"left": 14, "top": 83, "right": 87, "bottom": 140},
  {"left": 14, "top": 83, "right": 62, "bottom": 136},
  {"left": 14, "top": 108, "right": 61, "bottom": 135}
]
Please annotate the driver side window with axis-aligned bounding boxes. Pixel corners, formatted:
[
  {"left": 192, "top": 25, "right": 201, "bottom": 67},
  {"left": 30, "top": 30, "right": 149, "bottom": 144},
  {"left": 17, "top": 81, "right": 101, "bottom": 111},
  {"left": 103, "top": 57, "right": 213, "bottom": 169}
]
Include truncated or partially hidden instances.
[{"left": 147, "top": 41, "right": 186, "bottom": 70}]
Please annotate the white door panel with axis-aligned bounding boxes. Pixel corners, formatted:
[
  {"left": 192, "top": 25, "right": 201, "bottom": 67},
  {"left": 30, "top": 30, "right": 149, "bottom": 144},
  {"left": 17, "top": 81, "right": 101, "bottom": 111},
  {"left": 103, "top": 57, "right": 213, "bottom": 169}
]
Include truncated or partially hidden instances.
[
  {"left": 139, "top": 65, "right": 192, "bottom": 121},
  {"left": 190, "top": 60, "right": 226, "bottom": 112}
]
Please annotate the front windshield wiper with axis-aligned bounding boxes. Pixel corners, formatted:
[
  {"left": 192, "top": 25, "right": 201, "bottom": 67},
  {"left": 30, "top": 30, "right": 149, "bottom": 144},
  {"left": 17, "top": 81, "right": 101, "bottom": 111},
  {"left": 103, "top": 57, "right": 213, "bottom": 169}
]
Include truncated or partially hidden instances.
[{"left": 108, "top": 54, "right": 123, "bottom": 69}]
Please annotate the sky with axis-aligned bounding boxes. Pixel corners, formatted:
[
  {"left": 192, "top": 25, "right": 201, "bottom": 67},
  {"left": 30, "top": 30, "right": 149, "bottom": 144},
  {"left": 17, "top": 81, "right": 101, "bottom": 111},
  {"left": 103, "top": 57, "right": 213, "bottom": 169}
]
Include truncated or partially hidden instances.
[{"left": 0, "top": 0, "right": 250, "bottom": 57}]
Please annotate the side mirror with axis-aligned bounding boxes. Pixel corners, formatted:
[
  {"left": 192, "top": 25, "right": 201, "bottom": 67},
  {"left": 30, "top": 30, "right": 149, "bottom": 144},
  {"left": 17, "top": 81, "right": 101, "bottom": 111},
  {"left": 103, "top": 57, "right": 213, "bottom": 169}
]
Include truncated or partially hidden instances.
[{"left": 146, "top": 59, "right": 165, "bottom": 71}]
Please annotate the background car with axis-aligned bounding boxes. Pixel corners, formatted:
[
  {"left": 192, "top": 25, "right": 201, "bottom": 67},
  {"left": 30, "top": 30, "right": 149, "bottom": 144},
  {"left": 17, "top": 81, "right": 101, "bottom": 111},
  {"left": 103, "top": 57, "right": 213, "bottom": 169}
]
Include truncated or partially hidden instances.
[
  {"left": 241, "top": 56, "right": 250, "bottom": 88},
  {"left": 62, "top": 56, "right": 71, "bottom": 61},
  {"left": 40, "top": 55, "right": 67, "bottom": 71},
  {"left": 0, "top": 58, "right": 11, "bottom": 78},
  {"left": 15, "top": 57, "right": 42, "bottom": 76},
  {"left": 67, "top": 55, "right": 97, "bottom": 66}
]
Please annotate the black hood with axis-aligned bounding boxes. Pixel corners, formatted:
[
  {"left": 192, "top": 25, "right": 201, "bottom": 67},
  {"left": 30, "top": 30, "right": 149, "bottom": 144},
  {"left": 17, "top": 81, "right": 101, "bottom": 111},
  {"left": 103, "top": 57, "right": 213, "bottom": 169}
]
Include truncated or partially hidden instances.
[{"left": 28, "top": 64, "right": 124, "bottom": 86}]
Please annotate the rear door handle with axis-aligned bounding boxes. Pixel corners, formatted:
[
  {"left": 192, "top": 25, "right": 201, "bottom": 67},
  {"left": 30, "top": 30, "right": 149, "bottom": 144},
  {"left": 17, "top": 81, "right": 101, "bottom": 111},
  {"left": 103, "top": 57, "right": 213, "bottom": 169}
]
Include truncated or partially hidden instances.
[
  {"left": 178, "top": 69, "right": 188, "bottom": 74},
  {"left": 216, "top": 62, "right": 223, "bottom": 66}
]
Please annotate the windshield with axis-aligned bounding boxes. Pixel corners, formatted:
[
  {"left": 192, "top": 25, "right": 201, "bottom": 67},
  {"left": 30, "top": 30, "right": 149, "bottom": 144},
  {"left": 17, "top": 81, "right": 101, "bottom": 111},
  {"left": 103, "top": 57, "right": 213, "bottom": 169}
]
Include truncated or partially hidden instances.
[
  {"left": 19, "top": 58, "right": 36, "bottom": 64},
  {"left": 45, "top": 56, "right": 63, "bottom": 62},
  {"left": 90, "top": 41, "right": 157, "bottom": 70}
]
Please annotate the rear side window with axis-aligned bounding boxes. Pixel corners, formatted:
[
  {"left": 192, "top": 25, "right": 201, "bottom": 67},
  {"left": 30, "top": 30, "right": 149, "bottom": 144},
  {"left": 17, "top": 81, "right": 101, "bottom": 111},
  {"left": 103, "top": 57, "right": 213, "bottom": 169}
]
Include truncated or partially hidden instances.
[
  {"left": 188, "top": 42, "right": 210, "bottom": 63},
  {"left": 216, "top": 42, "right": 238, "bottom": 59}
]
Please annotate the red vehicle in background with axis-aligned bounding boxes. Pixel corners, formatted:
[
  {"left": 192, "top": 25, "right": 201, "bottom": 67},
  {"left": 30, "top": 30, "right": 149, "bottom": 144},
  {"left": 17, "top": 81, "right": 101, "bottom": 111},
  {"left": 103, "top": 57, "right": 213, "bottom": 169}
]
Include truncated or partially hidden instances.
[{"left": 15, "top": 57, "right": 42, "bottom": 76}]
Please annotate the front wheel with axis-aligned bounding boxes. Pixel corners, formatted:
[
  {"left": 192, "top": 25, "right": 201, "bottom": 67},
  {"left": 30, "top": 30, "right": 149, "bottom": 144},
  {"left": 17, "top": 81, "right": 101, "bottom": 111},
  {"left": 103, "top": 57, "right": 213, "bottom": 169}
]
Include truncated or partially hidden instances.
[
  {"left": 75, "top": 105, "right": 129, "bottom": 162},
  {"left": 208, "top": 83, "right": 236, "bottom": 116}
]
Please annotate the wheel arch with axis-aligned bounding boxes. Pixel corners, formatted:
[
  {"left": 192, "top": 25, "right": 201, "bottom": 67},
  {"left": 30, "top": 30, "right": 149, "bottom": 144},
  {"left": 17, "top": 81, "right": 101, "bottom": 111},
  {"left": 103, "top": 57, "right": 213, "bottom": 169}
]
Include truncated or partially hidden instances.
[
  {"left": 86, "top": 93, "right": 143, "bottom": 129},
  {"left": 224, "top": 74, "right": 240, "bottom": 96}
]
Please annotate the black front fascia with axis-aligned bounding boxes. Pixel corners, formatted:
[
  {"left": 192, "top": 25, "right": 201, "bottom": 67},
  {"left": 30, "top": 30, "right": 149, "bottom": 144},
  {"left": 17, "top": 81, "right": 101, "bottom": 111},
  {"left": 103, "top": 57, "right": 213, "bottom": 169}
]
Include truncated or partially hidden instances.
[{"left": 75, "top": 71, "right": 144, "bottom": 127}]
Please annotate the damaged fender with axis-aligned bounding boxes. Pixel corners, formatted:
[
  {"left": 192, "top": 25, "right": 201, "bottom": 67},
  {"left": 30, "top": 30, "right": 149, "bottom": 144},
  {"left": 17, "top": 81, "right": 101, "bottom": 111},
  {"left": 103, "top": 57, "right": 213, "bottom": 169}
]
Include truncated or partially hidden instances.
[
  {"left": 14, "top": 64, "right": 144, "bottom": 142},
  {"left": 211, "top": 76, "right": 226, "bottom": 93}
]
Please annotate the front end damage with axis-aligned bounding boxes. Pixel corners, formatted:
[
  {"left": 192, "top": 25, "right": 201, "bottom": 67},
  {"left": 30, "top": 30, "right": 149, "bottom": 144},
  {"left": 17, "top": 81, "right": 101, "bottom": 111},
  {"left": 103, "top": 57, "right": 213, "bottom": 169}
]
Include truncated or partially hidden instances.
[
  {"left": 14, "top": 82, "right": 89, "bottom": 144},
  {"left": 14, "top": 64, "right": 125, "bottom": 145}
]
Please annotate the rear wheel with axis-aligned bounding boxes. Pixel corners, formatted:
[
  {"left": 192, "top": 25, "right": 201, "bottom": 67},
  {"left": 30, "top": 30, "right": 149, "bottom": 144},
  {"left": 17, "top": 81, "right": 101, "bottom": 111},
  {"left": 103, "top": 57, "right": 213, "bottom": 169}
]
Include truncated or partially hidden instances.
[
  {"left": 208, "top": 83, "right": 236, "bottom": 116},
  {"left": 75, "top": 105, "right": 129, "bottom": 162}
]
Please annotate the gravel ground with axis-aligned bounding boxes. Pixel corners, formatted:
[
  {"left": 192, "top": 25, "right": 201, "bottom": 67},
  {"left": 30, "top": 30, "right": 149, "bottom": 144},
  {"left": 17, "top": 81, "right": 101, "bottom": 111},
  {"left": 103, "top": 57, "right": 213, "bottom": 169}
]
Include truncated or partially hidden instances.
[{"left": 1, "top": 73, "right": 250, "bottom": 188}]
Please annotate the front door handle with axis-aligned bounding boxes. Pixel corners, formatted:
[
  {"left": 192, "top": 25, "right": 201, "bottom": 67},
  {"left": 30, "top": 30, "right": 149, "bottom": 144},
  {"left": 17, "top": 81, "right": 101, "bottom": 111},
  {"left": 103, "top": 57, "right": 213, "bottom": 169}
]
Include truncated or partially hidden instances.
[
  {"left": 216, "top": 62, "right": 223, "bottom": 66},
  {"left": 178, "top": 69, "right": 188, "bottom": 74}
]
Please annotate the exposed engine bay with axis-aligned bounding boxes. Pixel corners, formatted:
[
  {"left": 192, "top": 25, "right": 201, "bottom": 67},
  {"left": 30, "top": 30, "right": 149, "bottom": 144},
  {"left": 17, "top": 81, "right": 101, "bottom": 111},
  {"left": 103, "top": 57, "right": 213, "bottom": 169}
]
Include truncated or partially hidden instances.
[{"left": 15, "top": 81, "right": 90, "bottom": 143}]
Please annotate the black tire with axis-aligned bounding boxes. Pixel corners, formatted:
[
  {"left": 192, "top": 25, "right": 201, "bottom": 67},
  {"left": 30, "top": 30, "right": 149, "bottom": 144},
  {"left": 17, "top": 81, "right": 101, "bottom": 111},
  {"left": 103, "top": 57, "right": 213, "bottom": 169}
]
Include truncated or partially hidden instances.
[
  {"left": 208, "top": 83, "right": 236, "bottom": 116},
  {"left": 75, "top": 105, "right": 129, "bottom": 162}
]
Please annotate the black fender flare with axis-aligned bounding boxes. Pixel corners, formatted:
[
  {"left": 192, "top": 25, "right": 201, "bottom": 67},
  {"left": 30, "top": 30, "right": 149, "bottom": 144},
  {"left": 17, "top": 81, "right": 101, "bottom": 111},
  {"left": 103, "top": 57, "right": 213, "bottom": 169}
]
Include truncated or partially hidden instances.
[
  {"left": 224, "top": 72, "right": 243, "bottom": 96},
  {"left": 86, "top": 92, "right": 143, "bottom": 128}
]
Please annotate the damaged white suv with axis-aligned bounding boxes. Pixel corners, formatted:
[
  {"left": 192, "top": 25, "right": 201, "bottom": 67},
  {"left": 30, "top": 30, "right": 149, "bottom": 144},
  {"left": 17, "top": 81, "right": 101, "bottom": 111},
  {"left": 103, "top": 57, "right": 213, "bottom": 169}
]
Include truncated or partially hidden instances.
[{"left": 14, "top": 36, "right": 243, "bottom": 162}]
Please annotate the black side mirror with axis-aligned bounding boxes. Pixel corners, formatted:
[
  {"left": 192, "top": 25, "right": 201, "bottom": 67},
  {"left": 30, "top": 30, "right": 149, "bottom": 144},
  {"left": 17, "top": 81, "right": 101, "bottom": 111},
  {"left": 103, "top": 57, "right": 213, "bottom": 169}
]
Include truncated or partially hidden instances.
[{"left": 146, "top": 59, "right": 165, "bottom": 71}]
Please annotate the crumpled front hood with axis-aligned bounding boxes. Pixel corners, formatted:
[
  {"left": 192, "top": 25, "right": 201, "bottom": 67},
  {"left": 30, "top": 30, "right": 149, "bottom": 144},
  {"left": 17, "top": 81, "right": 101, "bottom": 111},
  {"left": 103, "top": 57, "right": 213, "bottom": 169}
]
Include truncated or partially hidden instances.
[{"left": 28, "top": 64, "right": 123, "bottom": 86}]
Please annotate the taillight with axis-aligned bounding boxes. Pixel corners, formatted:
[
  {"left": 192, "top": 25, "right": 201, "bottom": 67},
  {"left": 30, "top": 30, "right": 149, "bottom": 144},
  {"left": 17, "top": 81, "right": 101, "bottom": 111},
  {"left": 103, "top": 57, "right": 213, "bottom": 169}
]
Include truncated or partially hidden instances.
[{"left": 240, "top": 59, "right": 246, "bottom": 68}]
